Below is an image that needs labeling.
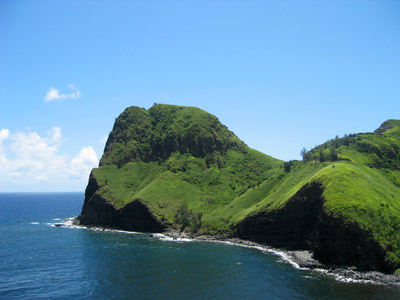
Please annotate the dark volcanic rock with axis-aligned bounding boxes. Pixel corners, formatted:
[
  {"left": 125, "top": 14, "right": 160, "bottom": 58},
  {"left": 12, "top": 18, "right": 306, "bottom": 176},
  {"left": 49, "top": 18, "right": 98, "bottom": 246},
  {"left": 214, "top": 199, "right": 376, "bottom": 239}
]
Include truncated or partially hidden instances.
[
  {"left": 77, "top": 173, "right": 166, "bottom": 232},
  {"left": 235, "top": 182, "right": 395, "bottom": 273},
  {"left": 77, "top": 195, "right": 166, "bottom": 233},
  {"left": 374, "top": 122, "right": 393, "bottom": 134}
]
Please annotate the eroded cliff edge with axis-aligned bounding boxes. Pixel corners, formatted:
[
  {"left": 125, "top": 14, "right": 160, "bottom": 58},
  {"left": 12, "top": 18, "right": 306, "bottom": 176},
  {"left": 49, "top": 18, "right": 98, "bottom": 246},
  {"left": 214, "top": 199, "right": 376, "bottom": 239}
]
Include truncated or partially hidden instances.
[
  {"left": 235, "top": 182, "right": 394, "bottom": 273},
  {"left": 77, "top": 172, "right": 166, "bottom": 232}
]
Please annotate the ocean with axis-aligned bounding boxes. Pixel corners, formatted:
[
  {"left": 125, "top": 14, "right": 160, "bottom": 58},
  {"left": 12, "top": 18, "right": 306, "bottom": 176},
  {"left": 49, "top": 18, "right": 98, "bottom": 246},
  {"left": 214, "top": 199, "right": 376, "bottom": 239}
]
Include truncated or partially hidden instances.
[{"left": 0, "top": 193, "right": 399, "bottom": 300}]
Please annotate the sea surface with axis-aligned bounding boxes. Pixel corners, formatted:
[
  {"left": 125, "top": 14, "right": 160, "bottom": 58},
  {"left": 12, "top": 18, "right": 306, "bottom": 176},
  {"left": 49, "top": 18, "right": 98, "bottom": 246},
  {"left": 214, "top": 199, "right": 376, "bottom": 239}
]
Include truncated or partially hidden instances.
[{"left": 0, "top": 193, "right": 399, "bottom": 300}]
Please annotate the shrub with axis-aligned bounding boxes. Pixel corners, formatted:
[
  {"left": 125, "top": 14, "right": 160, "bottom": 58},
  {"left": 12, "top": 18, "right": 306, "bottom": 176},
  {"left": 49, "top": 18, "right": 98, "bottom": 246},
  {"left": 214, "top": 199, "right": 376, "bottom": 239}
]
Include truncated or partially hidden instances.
[{"left": 174, "top": 204, "right": 202, "bottom": 232}]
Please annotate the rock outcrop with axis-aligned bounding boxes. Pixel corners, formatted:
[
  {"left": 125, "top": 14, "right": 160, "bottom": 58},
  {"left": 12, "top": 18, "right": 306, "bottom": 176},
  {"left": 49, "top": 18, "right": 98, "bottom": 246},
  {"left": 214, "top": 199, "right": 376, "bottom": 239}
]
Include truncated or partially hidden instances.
[
  {"left": 77, "top": 172, "right": 166, "bottom": 232},
  {"left": 235, "top": 182, "right": 394, "bottom": 273}
]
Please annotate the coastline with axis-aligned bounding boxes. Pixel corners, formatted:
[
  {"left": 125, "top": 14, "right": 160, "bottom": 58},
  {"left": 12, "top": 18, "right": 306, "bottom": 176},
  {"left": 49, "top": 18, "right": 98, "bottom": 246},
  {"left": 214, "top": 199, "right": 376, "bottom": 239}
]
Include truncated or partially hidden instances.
[
  {"left": 158, "top": 229, "right": 400, "bottom": 286},
  {"left": 58, "top": 218, "right": 400, "bottom": 286}
]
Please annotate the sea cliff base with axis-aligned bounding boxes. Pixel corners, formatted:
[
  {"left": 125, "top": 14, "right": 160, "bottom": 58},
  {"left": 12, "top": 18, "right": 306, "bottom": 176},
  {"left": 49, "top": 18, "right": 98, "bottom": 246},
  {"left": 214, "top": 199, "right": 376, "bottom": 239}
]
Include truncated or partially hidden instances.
[{"left": 70, "top": 219, "right": 400, "bottom": 286}]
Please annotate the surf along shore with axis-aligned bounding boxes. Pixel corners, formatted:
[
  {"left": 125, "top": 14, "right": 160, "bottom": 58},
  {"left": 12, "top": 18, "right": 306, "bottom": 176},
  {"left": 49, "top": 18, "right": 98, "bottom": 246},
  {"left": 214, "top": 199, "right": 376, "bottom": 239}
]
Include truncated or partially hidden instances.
[{"left": 62, "top": 218, "right": 400, "bottom": 286}]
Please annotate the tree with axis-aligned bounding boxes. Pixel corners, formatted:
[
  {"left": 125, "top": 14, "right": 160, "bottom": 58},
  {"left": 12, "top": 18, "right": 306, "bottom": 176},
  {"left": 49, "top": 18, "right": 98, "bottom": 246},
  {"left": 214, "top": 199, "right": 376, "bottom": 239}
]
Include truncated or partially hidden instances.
[
  {"left": 329, "top": 147, "right": 338, "bottom": 161},
  {"left": 174, "top": 204, "right": 202, "bottom": 232},
  {"left": 300, "top": 147, "right": 307, "bottom": 160},
  {"left": 284, "top": 161, "right": 293, "bottom": 172},
  {"left": 174, "top": 205, "right": 191, "bottom": 230},
  {"left": 331, "top": 135, "right": 340, "bottom": 148},
  {"left": 301, "top": 147, "right": 312, "bottom": 162},
  {"left": 319, "top": 148, "right": 325, "bottom": 162}
]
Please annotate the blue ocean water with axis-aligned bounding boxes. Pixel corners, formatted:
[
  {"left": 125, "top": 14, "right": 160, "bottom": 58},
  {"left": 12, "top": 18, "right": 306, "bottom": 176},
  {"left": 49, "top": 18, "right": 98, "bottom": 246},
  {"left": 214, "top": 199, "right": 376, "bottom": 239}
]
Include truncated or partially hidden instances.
[{"left": 0, "top": 193, "right": 399, "bottom": 300}]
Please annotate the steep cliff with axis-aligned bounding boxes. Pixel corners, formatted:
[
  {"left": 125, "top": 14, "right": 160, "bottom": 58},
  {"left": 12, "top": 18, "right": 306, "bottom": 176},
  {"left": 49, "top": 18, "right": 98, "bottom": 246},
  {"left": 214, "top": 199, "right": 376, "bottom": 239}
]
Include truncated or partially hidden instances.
[
  {"left": 236, "top": 182, "right": 393, "bottom": 272},
  {"left": 78, "top": 172, "right": 166, "bottom": 232}
]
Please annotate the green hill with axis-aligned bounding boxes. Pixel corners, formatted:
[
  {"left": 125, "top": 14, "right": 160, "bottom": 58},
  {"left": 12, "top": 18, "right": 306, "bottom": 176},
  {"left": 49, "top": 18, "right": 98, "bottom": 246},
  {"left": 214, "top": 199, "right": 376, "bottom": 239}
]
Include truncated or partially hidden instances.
[
  {"left": 77, "top": 105, "right": 400, "bottom": 273},
  {"left": 78, "top": 104, "right": 281, "bottom": 230},
  {"left": 235, "top": 120, "right": 400, "bottom": 273}
]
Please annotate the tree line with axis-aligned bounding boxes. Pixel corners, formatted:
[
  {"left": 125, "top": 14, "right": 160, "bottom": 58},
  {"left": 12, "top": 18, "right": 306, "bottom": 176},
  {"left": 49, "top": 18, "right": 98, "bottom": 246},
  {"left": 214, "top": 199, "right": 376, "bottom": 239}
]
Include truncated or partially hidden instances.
[{"left": 300, "top": 133, "right": 356, "bottom": 163}]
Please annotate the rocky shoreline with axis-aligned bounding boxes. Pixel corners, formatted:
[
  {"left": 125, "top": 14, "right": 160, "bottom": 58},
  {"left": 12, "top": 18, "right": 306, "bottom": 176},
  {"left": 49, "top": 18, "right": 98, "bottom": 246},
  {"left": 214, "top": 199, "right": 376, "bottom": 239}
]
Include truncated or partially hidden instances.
[
  {"left": 65, "top": 220, "right": 400, "bottom": 285},
  {"left": 157, "top": 229, "right": 400, "bottom": 286}
]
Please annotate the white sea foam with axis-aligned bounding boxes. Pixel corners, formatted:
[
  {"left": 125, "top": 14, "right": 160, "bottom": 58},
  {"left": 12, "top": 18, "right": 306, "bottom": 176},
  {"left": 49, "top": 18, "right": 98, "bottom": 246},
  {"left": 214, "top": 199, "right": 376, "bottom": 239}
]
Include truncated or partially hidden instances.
[
  {"left": 30, "top": 222, "right": 39, "bottom": 225},
  {"left": 108, "top": 229, "right": 143, "bottom": 235},
  {"left": 47, "top": 217, "right": 80, "bottom": 229},
  {"left": 265, "top": 248, "right": 304, "bottom": 270},
  {"left": 47, "top": 217, "right": 144, "bottom": 236},
  {"left": 152, "top": 233, "right": 193, "bottom": 242},
  {"left": 334, "top": 275, "right": 374, "bottom": 284}
]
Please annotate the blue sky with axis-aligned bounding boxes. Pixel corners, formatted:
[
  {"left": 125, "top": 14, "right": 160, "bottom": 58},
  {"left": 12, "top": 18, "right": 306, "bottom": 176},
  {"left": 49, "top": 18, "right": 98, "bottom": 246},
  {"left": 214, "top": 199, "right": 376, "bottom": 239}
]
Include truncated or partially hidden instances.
[{"left": 0, "top": 0, "right": 399, "bottom": 192}]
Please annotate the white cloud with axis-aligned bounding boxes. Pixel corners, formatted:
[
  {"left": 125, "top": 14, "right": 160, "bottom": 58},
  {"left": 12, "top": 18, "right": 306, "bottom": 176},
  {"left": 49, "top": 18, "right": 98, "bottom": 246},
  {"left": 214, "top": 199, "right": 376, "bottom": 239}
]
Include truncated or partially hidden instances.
[
  {"left": 44, "top": 84, "right": 81, "bottom": 102},
  {"left": 48, "top": 126, "right": 62, "bottom": 144},
  {"left": 0, "top": 127, "right": 98, "bottom": 185},
  {"left": 69, "top": 147, "right": 99, "bottom": 179},
  {"left": 0, "top": 129, "right": 10, "bottom": 165},
  {"left": 0, "top": 129, "right": 9, "bottom": 143}
]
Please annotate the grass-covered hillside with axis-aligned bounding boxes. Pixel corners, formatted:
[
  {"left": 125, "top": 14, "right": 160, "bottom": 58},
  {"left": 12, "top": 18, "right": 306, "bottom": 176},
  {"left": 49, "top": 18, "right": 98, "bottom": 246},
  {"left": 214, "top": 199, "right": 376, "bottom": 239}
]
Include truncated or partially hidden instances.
[
  {"left": 231, "top": 119, "right": 400, "bottom": 271},
  {"left": 78, "top": 105, "right": 400, "bottom": 272},
  {"left": 81, "top": 104, "right": 281, "bottom": 231}
]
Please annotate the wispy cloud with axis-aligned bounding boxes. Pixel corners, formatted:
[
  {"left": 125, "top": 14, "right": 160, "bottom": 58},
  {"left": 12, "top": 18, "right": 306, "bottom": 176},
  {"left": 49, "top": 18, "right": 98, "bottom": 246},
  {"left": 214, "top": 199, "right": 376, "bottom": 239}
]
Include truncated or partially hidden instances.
[
  {"left": 44, "top": 84, "right": 81, "bottom": 102},
  {"left": 0, "top": 129, "right": 9, "bottom": 143},
  {"left": 100, "top": 135, "right": 108, "bottom": 145},
  {"left": 0, "top": 127, "right": 98, "bottom": 184},
  {"left": 69, "top": 147, "right": 99, "bottom": 179}
]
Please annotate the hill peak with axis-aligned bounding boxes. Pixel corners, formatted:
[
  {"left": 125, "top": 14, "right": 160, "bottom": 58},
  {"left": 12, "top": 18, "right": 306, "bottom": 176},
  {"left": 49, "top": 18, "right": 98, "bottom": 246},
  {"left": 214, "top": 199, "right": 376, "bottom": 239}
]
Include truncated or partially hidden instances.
[
  {"left": 374, "top": 119, "right": 400, "bottom": 134},
  {"left": 100, "top": 104, "right": 245, "bottom": 166}
]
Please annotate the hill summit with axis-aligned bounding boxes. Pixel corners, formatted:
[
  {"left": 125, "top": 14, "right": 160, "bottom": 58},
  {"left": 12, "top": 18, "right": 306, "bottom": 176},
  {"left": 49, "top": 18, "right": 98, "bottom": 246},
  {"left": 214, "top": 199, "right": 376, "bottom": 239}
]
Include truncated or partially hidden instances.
[{"left": 100, "top": 104, "right": 245, "bottom": 166}]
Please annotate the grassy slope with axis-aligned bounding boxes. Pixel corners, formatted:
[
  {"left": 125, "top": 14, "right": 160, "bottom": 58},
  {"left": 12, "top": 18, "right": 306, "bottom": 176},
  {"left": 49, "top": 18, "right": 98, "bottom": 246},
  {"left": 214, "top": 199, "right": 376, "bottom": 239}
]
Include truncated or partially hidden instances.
[
  {"left": 92, "top": 148, "right": 281, "bottom": 230},
  {"left": 319, "top": 122, "right": 400, "bottom": 264},
  {"left": 317, "top": 162, "right": 400, "bottom": 264},
  {"left": 90, "top": 105, "right": 400, "bottom": 267},
  {"left": 225, "top": 120, "right": 400, "bottom": 265},
  {"left": 91, "top": 103, "right": 282, "bottom": 231}
]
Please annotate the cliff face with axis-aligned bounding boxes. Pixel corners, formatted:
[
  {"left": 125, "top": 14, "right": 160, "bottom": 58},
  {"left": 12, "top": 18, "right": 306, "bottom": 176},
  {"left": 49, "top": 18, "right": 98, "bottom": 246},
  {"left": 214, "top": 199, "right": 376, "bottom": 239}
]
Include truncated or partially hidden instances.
[
  {"left": 77, "top": 104, "right": 400, "bottom": 273},
  {"left": 77, "top": 172, "right": 166, "bottom": 232},
  {"left": 235, "top": 182, "right": 394, "bottom": 273}
]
